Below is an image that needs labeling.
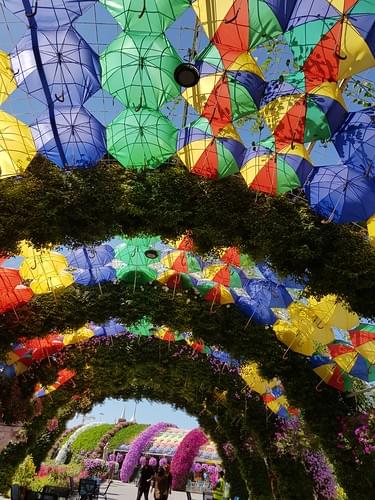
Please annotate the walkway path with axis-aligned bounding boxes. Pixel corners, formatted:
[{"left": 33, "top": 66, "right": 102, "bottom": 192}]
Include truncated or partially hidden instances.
[{"left": 100, "top": 481, "right": 201, "bottom": 499}]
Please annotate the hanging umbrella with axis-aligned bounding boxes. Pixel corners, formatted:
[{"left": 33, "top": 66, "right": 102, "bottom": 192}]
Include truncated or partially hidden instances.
[
  {"left": 256, "top": 261, "right": 305, "bottom": 290},
  {"left": 68, "top": 245, "right": 114, "bottom": 268},
  {"left": 285, "top": 0, "right": 375, "bottom": 83},
  {"left": 328, "top": 342, "right": 375, "bottom": 383},
  {"left": 101, "top": 31, "right": 182, "bottom": 109},
  {"left": 305, "top": 164, "right": 375, "bottom": 223},
  {"left": 0, "top": 267, "right": 33, "bottom": 314},
  {"left": 202, "top": 264, "right": 248, "bottom": 289},
  {"left": 308, "top": 294, "right": 359, "bottom": 330},
  {"left": 99, "top": 0, "right": 190, "bottom": 32},
  {"left": 311, "top": 354, "right": 353, "bottom": 391},
  {"left": 72, "top": 266, "right": 116, "bottom": 286},
  {"left": 154, "top": 326, "right": 184, "bottom": 342},
  {"left": 183, "top": 44, "right": 265, "bottom": 127},
  {"left": 34, "top": 368, "right": 76, "bottom": 399},
  {"left": 260, "top": 72, "right": 347, "bottom": 144},
  {"left": 91, "top": 320, "right": 126, "bottom": 337},
  {"left": 107, "top": 108, "right": 177, "bottom": 170},
  {"left": 367, "top": 214, "right": 375, "bottom": 246},
  {"left": 1, "top": 1, "right": 96, "bottom": 29},
  {"left": 177, "top": 117, "right": 246, "bottom": 179},
  {"left": 161, "top": 250, "right": 202, "bottom": 274},
  {"left": 26, "top": 334, "right": 65, "bottom": 361},
  {"left": 0, "top": 50, "right": 16, "bottom": 105},
  {"left": 192, "top": 0, "right": 296, "bottom": 51},
  {"left": 332, "top": 108, "right": 375, "bottom": 177},
  {"left": 11, "top": 27, "right": 100, "bottom": 106},
  {"left": 196, "top": 279, "right": 235, "bottom": 305},
  {"left": 157, "top": 269, "right": 196, "bottom": 290},
  {"left": 240, "top": 362, "right": 279, "bottom": 395},
  {"left": 235, "top": 289, "right": 278, "bottom": 325},
  {"left": 63, "top": 326, "right": 94, "bottom": 346},
  {"left": 349, "top": 323, "right": 375, "bottom": 364},
  {"left": 246, "top": 279, "right": 293, "bottom": 309},
  {"left": 129, "top": 318, "right": 155, "bottom": 337},
  {"left": 0, "top": 111, "right": 36, "bottom": 178},
  {"left": 170, "top": 233, "right": 195, "bottom": 252},
  {"left": 115, "top": 237, "right": 159, "bottom": 285},
  {"left": 241, "top": 141, "right": 313, "bottom": 195},
  {"left": 32, "top": 106, "right": 106, "bottom": 169}
]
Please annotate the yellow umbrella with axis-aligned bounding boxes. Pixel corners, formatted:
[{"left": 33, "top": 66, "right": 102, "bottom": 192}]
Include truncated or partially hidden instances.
[
  {"left": 240, "top": 362, "right": 278, "bottom": 395},
  {"left": 30, "top": 272, "right": 74, "bottom": 295},
  {"left": 367, "top": 215, "right": 375, "bottom": 247},
  {"left": 308, "top": 294, "right": 359, "bottom": 330},
  {"left": 274, "top": 320, "right": 317, "bottom": 356},
  {"left": 0, "top": 111, "right": 36, "bottom": 178},
  {"left": 63, "top": 326, "right": 94, "bottom": 346},
  {"left": 0, "top": 50, "right": 16, "bottom": 104},
  {"left": 19, "top": 252, "right": 68, "bottom": 280}
]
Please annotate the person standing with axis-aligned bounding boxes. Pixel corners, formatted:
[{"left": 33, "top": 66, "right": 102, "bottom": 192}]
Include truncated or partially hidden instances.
[
  {"left": 151, "top": 467, "right": 170, "bottom": 500},
  {"left": 136, "top": 457, "right": 154, "bottom": 500},
  {"left": 212, "top": 471, "right": 225, "bottom": 500}
]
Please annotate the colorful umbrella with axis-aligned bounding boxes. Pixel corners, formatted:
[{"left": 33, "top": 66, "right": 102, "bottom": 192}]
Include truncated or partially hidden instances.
[
  {"left": 25, "top": 334, "right": 65, "bottom": 361},
  {"left": 156, "top": 269, "right": 196, "bottom": 290},
  {"left": 99, "top": 0, "right": 190, "bottom": 32},
  {"left": 240, "top": 362, "right": 279, "bottom": 395},
  {"left": 241, "top": 141, "right": 313, "bottom": 195},
  {"left": 196, "top": 279, "right": 235, "bottom": 305},
  {"left": 235, "top": 291, "right": 277, "bottom": 326},
  {"left": 256, "top": 261, "right": 305, "bottom": 290},
  {"left": 349, "top": 323, "right": 375, "bottom": 364},
  {"left": 0, "top": 111, "right": 36, "bottom": 178},
  {"left": 0, "top": 50, "right": 16, "bottom": 105},
  {"left": 192, "top": 0, "right": 296, "bottom": 51},
  {"left": 219, "top": 247, "right": 256, "bottom": 272},
  {"left": 129, "top": 318, "right": 155, "bottom": 337},
  {"left": 33, "top": 368, "right": 76, "bottom": 398},
  {"left": 63, "top": 326, "right": 94, "bottom": 346},
  {"left": 115, "top": 237, "right": 159, "bottom": 285},
  {"left": 177, "top": 117, "right": 246, "bottom": 179},
  {"left": 68, "top": 244, "right": 115, "bottom": 285},
  {"left": 328, "top": 342, "right": 375, "bottom": 383},
  {"left": 311, "top": 354, "right": 353, "bottom": 391},
  {"left": 161, "top": 250, "right": 202, "bottom": 274},
  {"left": 101, "top": 31, "right": 182, "bottom": 110},
  {"left": 308, "top": 294, "right": 359, "bottom": 330},
  {"left": 285, "top": 0, "right": 375, "bottom": 83},
  {"left": 183, "top": 44, "right": 265, "bottom": 126},
  {"left": 91, "top": 320, "right": 126, "bottom": 337},
  {"left": 202, "top": 264, "right": 248, "bottom": 289},
  {"left": 31, "top": 106, "right": 106, "bottom": 169},
  {"left": 367, "top": 214, "right": 375, "bottom": 246},
  {"left": 107, "top": 108, "right": 177, "bottom": 170},
  {"left": 1, "top": 1, "right": 96, "bottom": 29},
  {"left": 260, "top": 72, "right": 347, "bottom": 144},
  {"left": 332, "top": 108, "right": 375, "bottom": 177},
  {"left": 11, "top": 27, "right": 100, "bottom": 106},
  {"left": 305, "top": 164, "right": 375, "bottom": 223}
]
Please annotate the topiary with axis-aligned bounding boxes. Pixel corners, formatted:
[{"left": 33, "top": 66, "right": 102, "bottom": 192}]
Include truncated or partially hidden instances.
[{"left": 12, "top": 455, "right": 36, "bottom": 489}]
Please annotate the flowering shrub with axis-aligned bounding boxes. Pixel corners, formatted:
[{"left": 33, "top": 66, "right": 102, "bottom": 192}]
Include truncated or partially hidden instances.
[
  {"left": 149, "top": 456, "right": 158, "bottom": 467},
  {"left": 84, "top": 458, "right": 109, "bottom": 477},
  {"left": 337, "top": 411, "right": 375, "bottom": 464},
  {"left": 274, "top": 417, "right": 338, "bottom": 499},
  {"left": 171, "top": 428, "right": 208, "bottom": 490},
  {"left": 47, "top": 418, "right": 59, "bottom": 433},
  {"left": 222, "top": 442, "right": 235, "bottom": 462},
  {"left": 120, "top": 422, "right": 174, "bottom": 482}
]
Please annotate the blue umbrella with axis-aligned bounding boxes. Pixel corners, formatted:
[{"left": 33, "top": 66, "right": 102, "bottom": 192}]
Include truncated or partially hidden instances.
[
  {"left": 246, "top": 279, "right": 293, "bottom": 309},
  {"left": 236, "top": 293, "right": 278, "bottom": 325},
  {"left": 256, "top": 261, "right": 306, "bottom": 290},
  {"left": 91, "top": 320, "right": 126, "bottom": 337},
  {"left": 332, "top": 108, "right": 375, "bottom": 177},
  {"left": 11, "top": 27, "right": 100, "bottom": 106},
  {"left": 73, "top": 266, "right": 116, "bottom": 286},
  {"left": 31, "top": 106, "right": 106, "bottom": 168},
  {"left": 1, "top": 1, "right": 96, "bottom": 29},
  {"left": 67, "top": 245, "right": 114, "bottom": 268},
  {"left": 305, "top": 164, "right": 375, "bottom": 223}
]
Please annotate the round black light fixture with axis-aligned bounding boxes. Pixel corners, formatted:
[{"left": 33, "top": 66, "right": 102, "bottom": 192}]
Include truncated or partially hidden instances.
[
  {"left": 174, "top": 63, "right": 200, "bottom": 88},
  {"left": 144, "top": 249, "right": 159, "bottom": 259}
]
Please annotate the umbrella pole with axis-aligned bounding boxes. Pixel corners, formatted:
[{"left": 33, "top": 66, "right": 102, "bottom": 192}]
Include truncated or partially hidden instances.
[{"left": 181, "top": 16, "right": 200, "bottom": 129}]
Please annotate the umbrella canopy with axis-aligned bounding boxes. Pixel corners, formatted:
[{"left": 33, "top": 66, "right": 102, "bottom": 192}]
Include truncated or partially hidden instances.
[
  {"left": 246, "top": 279, "right": 293, "bottom": 309},
  {"left": 31, "top": 106, "right": 106, "bottom": 169},
  {"left": 68, "top": 245, "right": 115, "bottom": 269},
  {"left": 0, "top": 50, "right": 16, "bottom": 105},
  {"left": 0, "top": 266, "right": 33, "bottom": 314},
  {"left": 332, "top": 108, "right": 375, "bottom": 177},
  {"left": 156, "top": 268, "right": 196, "bottom": 290},
  {"left": 219, "top": 247, "right": 255, "bottom": 271},
  {"left": 1, "top": 1, "right": 96, "bottom": 29},
  {"left": 192, "top": 0, "right": 296, "bottom": 51},
  {"left": 161, "top": 250, "right": 202, "bottom": 274},
  {"left": 256, "top": 261, "right": 305, "bottom": 290},
  {"left": 286, "top": 0, "right": 375, "bottom": 83},
  {"left": 177, "top": 117, "right": 246, "bottom": 179},
  {"left": 24, "top": 334, "right": 65, "bottom": 361},
  {"left": 308, "top": 294, "right": 359, "bottom": 330},
  {"left": 183, "top": 44, "right": 265, "bottom": 126},
  {"left": 63, "top": 326, "right": 94, "bottom": 346},
  {"left": 311, "top": 354, "right": 353, "bottom": 391},
  {"left": 107, "top": 108, "right": 177, "bottom": 169},
  {"left": 196, "top": 279, "right": 235, "bottom": 305},
  {"left": 305, "top": 164, "right": 375, "bottom": 223},
  {"left": 99, "top": 0, "right": 190, "bottom": 32},
  {"left": 349, "top": 323, "right": 375, "bottom": 364},
  {"left": 34, "top": 368, "right": 75, "bottom": 399},
  {"left": 101, "top": 31, "right": 182, "bottom": 110},
  {"left": 154, "top": 326, "right": 184, "bottom": 342},
  {"left": 11, "top": 27, "right": 100, "bottom": 106},
  {"left": 328, "top": 342, "right": 375, "bottom": 382},
  {"left": 240, "top": 362, "right": 280, "bottom": 395},
  {"left": 115, "top": 237, "right": 159, "bottom": 285},
  {"left": 368, "top": 214, "right": 375, "bottom": 246},
  {"left": 0, "top": 111, "right": 36, "bottom": 178},
  {"left": 72, "top": 266, "right": 116, "bottom": 286},
  {"left": 241, "top": 141, "right": 313, "bottom": 195},
  {"left": 260, "top": 72, "right": 347, "bottom": 144},
  {"left": 91, "top": 320, "right": 126, "bottom": 337},
  {"left": 203, "top": 264, "right": 248, "bottom": 289},
  {"left": 129, "top": 318, "right": 155, "bottom": 337}
]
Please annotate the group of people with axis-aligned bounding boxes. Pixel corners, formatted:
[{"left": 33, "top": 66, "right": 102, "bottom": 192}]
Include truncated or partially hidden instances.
[
  {"left": 136, "top": 458, "right": 226, "bottom": 500},
  {"left": 136, "top": 458, "right": 172, "bottom": 500}
]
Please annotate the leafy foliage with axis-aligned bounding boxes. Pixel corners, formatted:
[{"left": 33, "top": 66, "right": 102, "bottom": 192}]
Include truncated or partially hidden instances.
[
  {"left": 107, "top": 423, "right": 148, "bottom": 451},
  {"left": 70, "top": 423, "right": 113, "bottom": 458}
]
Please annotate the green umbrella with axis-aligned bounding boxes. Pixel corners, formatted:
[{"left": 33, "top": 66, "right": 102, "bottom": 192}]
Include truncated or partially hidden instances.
[
  {"left": 107, "top": 108, "right": 177, "bottom": 169},
  {"left": 101, "top": 31, "right": 182, "bottom": 109},
  {"left": 99, "top": 0, "right": 190, "bottom": 33},
  {"left": 128, "top": 318, "right": 155, "bottom": 337},
  {"left": 115, "top": 237, "right": 160, "bottom": 285}
]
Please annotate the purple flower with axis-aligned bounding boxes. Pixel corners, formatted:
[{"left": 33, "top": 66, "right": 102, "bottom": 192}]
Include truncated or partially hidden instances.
[
  {"left": 171, "top": 429, "right": 208, "bottom": 490},
  {"left": 120, "top": 423, "right": 174, "bottom": 482}
]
